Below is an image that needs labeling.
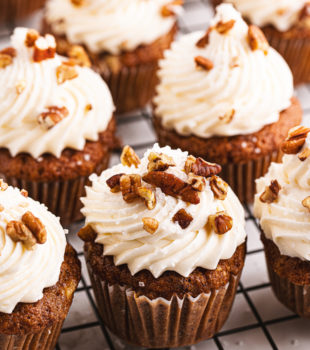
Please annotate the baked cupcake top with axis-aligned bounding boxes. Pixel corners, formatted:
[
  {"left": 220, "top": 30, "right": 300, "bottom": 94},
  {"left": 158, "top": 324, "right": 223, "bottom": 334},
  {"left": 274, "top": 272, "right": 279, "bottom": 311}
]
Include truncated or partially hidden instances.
[
  {"left": 154, "top": 4, "right": 293, "bottom": 138},
  {"left": 254, "top": 126, "right": 310, "bottom": 261},
  {"left": 45, "top": 0, "right": 182, "bottom": 55},
  {"left": 0, "top": 27, "right": 114, "bottom": 158},
  {"left": 223, "top": 0, "right": 309, "bottom": 32},
  {"left": 81, "top": 144, "right": 246, "bottom": 278},
  {"left": 0, "top": 181, "right": 66, "bottom": 313}
]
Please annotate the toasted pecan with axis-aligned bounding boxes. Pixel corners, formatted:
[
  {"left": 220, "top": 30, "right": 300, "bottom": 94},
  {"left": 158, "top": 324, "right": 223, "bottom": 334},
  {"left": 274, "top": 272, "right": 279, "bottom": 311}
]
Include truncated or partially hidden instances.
[{"left": 172, "top": 209, "right": 193, "bottom": 229}]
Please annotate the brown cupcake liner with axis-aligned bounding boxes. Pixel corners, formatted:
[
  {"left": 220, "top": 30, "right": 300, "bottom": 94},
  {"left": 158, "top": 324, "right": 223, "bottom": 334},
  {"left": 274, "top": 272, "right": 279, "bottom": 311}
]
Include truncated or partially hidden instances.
[
  {"left": 87, "top": 262, "right": 242, "bottom": 348},
  {"left": 0, "top": 319, "right": 64, "bottom": 350},
  {"left": 0, "top": 0, "right": 46, "bottom": 22}
]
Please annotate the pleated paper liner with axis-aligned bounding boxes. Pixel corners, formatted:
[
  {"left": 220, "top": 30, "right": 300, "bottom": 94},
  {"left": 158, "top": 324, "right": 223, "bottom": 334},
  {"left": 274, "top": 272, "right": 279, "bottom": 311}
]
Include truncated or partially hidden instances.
[
  {"left": 87, "top": 263, "right": 242, "bottom": 348},
  {"left": 0, "top": 0, "right": 46, "bottom": 21},
  {"left": 0, "top": 319, "right": 63, "bottom": 350}
]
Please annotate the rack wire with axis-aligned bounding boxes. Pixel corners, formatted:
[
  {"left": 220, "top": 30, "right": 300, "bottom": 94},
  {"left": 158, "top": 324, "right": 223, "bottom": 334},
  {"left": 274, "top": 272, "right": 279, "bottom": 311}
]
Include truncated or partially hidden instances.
[{"left": 1, "top": 0, "right": 310, "bottom": 349}]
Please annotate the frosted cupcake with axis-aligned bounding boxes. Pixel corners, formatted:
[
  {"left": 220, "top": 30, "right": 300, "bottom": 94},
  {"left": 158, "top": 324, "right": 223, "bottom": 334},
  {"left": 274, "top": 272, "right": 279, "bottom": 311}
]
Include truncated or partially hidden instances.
[
  {"left": 44, "top": 0, "right": 182, "bottom": 113},
  {"left": 153, "top": 4, "right": 302, "bottom": 203},
  {"left": 0, "top": 28, "right": 115, "bottom": 226},
  {"left": 254, "top": 126, "right": 310, "bottom": 317},
  {"left": 0, "top": 182, "right": 80, "bottom": 349},
  {"left": 79, "top": 144, "right": 247, "bottom": 347},
  {"left": 212, "top": 0, "right": 310, "bottom": 85}
]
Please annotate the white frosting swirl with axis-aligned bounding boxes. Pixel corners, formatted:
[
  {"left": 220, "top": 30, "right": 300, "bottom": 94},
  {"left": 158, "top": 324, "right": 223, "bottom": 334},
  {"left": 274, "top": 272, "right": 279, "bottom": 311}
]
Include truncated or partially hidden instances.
[
  {"left": 154, "top": 4, "right": 293, "bottom": 138},
  {"left": 82, "top": 144, "right": 246, "bottom": 278},
  {"left": 224, "top": 0, "right": 307, "bottom": 32},
  {"left": 0, "top": 28, "right": 114, "bottom": 158},
  {"left": 45, "top": 0, "right": 181, "bottom": 55},
  {"left": 254, "top": 134, "right": 310, "bottom": 261},
  {"left": 0, "top": 185, "right": 66, "bottom": 314}
]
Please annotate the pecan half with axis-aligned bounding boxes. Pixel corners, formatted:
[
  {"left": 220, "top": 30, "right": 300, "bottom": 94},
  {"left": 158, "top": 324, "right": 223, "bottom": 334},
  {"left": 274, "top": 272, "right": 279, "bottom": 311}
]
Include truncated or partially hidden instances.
[
  {"left": 38, "top": 106, "right": 69, "bottom": 129},
  {"left": 33, "top": 35, "right": 56, "bottom": 62},
  {"left": 106, "top": 173, "right": 125, "bottom": 193},
  {"left": 196, "top": 28, "right": 212, "bottom": 48},
  {"left": 6, "top": 221, "right": 37, "bottom": 250},
  {"left": 281, "top": 126, "right": 310, "bottom": 155},
  {"left": 188, "top": 173, "right": 206, "bottom": 192},
  {"left": 259, "top": 180, "right": 281, "bottom": 204},
  {"left": 248, "top": 25, "right": 269, "bottom": 55},
  {"left": 142, "top": 217, "right": 159, "bottom": 234},
  {"left": 78, "top": 225, "right": 97, "bottom": 242},
  {"left": 25, "top": 29, "right": 39, "bottom": 47},
  {"left": 137, "top": 187, "right": 156, "bottom": 210},
  {"left": 172, "top": 209, "right": 193, "bottom": 229},
  {"left": 0, "top": 179, "right": 8, "bottom": 191},
  {"left": 147, "top": 152, "right": 175, "bottom": 171},
  {"left": 215, "top": 20, "right": 236, "bottom": 34},
  {"left": 56, "top": 63, "right": 78, "bottom": 84},
  {"left": 210, "top": 175, "right": 228, "bottom": 200},
  {"left": 302, "top": 196, "right": 310, "bottom": 212},
  {"left": 161, "top": 0, "right": 183, "bottom": 17},
  {"left": 298, "top": 147, "right": 310, "bottom": 161},
  {"left": 208, "top": 211, "right": 233, "bottom": 235},
  {"left": 121, "top": 145, "right": 141, "bottom": 168},
  {"left": 22, "top": 211, "right": 47, "bottom": 244},
  {"left": 219, "top": 109, "right": 235, "bottom": 124},
  {"left": 120, "top": 174, "right": 141, "bottom": 203},
  {"left": 195, "top": 56, "right": 213, "bottom": 71},
  {"left": 185, "top": 156, "right": 221, "bottom": 178},
  {"left": 68, "top": 45, "right": 91, "bottom": 67},
  {"left": 143, "top": 171, "right": 200, "bottom": 204}
]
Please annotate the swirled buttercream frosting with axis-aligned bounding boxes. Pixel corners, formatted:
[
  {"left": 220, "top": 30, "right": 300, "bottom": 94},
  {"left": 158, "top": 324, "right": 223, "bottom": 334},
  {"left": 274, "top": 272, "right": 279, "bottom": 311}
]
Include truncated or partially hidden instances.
[
  {"left": 0, "top": 184, "right": 66, "bottom": 313},
  {"left": 254, "top": 127, "right": 310, "bottom": 261},
  {"left": 0, "top": 27, "right": 114, "bottom": 158},
  {"left": 82, "top": 144, "right": 246, "bottom": 278},
  {"left": 45, "top": 0, "right": 182, "bottom": 55},
  {"left": 154, "top": 4, "right": 293, "bottom": 138}
]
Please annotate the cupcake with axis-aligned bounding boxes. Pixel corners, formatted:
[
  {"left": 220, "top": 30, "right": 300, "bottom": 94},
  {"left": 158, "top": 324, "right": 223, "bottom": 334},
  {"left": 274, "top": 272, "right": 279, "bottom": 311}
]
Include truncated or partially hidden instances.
[
  {"left": 212, "top": 0, "right": 310, "bottom": 85},
  {"left": 254, "top": 126, "right": 310, "bottom": 317},
  {"left": 153, "top": 4, "right": 302, "bottom": 203},
  {"left": 0, "top": 28, "right": 116, "bottom": 226},
  {"left": 0, "top": 0, "right": 46, "bottom": 22},
  {"left": 43, "top": 0, "right": 182, "bottom": 114},
  {"left": 0, "top": 181, "right": 81, "bottom": 349},
  {"left": 79, "top": 143, "right": 247, "bottom": 347}
]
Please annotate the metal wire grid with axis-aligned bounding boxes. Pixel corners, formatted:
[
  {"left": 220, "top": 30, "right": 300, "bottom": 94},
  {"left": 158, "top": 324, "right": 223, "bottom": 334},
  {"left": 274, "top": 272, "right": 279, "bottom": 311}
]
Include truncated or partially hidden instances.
[{"left": 0, "top": 0, "right": 310, "bottom": 349}]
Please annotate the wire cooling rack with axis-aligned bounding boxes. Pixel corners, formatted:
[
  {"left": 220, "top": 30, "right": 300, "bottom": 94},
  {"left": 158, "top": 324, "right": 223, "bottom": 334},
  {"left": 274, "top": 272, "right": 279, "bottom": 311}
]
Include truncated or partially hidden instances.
[{"left": 1, "top": 0, "right": 310, "bottom": 349}]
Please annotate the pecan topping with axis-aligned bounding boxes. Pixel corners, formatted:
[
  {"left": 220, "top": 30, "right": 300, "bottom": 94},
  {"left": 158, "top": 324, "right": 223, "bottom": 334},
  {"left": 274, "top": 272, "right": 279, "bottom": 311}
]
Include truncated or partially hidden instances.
[
  {"left": 6, "top": 221, "right": 37, "bottom": 250},
  {"left": 137, "top": 187, "right": 156, "bottom": 210},
  {"left": 121, "top": 145, "right": 141, "bottom": 168},
  {"left": 215, "top": 20, "right": 236, "bottom": 34},
  {"left": 298, "top": 147, "right": 310, "bottom": 161},
  {"left": 172, "top": 209, "right": 193, "bottom": 229},
  {"left": 78, "top": 225, "right": 97, "bottom": 242},
  {"left": 1, "top": 47, "right": 17, "bottom": 58},
  {"left": 195, "top": 56, "right": 214, "bottom": 71},
  {"left": 259, "top": 180, "right": 281, "bottom": 204},
  {"left": 184, "top": 156, "right": 221, "bottom": 178},
  {"left": 248, "top": 25, "right": 269, "bottom": 55},
  {"left": 71, "top": 0, "right": 85, "bottom": 6},
  {"left": 33, "top": 35, "right": 56, "bottom": 62},
  {"left": 68, "top": 45, "right": 91, "bottom": 67},
  {"left": 0, "top": 180, "right": 8, "bottom": 191},
  {"left": 16, "top": 80, "right": 26, "bottom": 94},
  {"left": 22, "top": 211, "right": 47, "bottom": 244},
  {"left": 120, "top": 174, "right": 142, "bottom": 203},
  {"left": 196, "top": 28, "right": 212, "bottom": 48},
  {"left": 38, "top": 106, "right": 69, "bottom": 129},
  {"left": 188, "top": 173, "right": 206, "bottom": 192},
  {"left": 208, "top": 211, "right": 233, "bottom": 235},
  {"left": 56, "top": 64, "right": 78, "bottom": 84},
  {"left": 0, "top": 47, "right": 16, "bottom": 69},
  {"left": 161, "top": 0, "right": 183, "bottom": 17},
  {"left": 143, "top": 171, "right": 200, "bottom": 204},
  {"left": 25, "top": 29, "right": 39, "bottom": 47},
  {"left": 106, "top": 173, "right": 125, "bottom": 193},
  {"left": 21, "top": 189, "right": 28, "bottom": 197},
  {"left": 230, "top": 56, "right": 240, "bottom": 68},
  {"left": 210, "top": 175, "right": 228, "bottom": 200},
  {"left": 147, "top": 152, "right": 175, "bottom": 171},
  {"left": 85, "top": 104, "right": 93, "bottom": 113},
  {"left": 282, "top": 126, "right": 310, "bottom": 155},
  {"left": 219, "top": 109, "right": 235, "bottom": 124},
  {"left": 302, "top": 196, "right": 310, "bottom": 212},
  {"left": 142, "top": 217, "right": 159, "bottom": 234}
]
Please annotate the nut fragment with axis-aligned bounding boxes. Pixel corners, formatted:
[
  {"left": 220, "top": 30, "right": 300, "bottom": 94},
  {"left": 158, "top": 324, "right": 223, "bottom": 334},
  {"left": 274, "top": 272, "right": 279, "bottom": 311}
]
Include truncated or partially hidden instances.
[
  {"left": 56, "top": 63, "right": 78, "bottom": 84},
  {"left": 230, "top": 56, "right": 240, "bottom": 68},
  {"left": 85, "top": 104, "right": 93, "bottom": 113},
  {"left": 22, "top": 211, "right": 47, "bottom": 244},
  {"left": 68, "top": 45, "right": 91, "bottom": 67},
  {"left": 120, "top": 174, "right": 142, "bottom": 203},
  {"left": 21, "top": 189, "right": 28, "bottom": 197},
  {"left": 195, "top": 56, "right": 214, "bottom": 71},
  {"left": 6, "top": 221, "right": 37, "bottom": 250},
  {"left": 0, "top": 179, "right": 8, "bottom": 191},
  {"left": 137, "top": 187, "right": 156, "bottom": 210},
  {"left": 281, "top": 126, "right": 310, "bottom": 155},
  {"left": 248, "top": 25, "right": 269, "bottom": 55},
  {"left": 25, "top": 29, "right": 39, "bottom": 47},
  {"left": 142, "top": 217, "right": 159, "bottom": 234},
  {"left": 208, "top": 211, "right": 233, "bottom": 235},
  {"left": 219, "top": 109, "right": 235, "bottom": 124},
  {"left": 172, "top": 209, "right": 193, "bottom": 229},
  {"left": 298, "top": 147, "right": 310, "bottom": 161},
  {"left": 161, "top": 0, "right": 183, "bottom": 17},
  {"left": 215, "top": 20, "right": 236, "bottom": 34},
  {"left": 33, "top": 35, "right": 56, "bottom": 62},
  {"left": 16, "top": 80, "right": 26, "bottom": 94},
  {"left": 196, "top": 28, "right": 212, "bottom": 48},
  {"left": 185, "top": 156, "right": 221, "bottom": 178},
  {"left": 78, "top": 225, "right": 97, "bottom": 242},
  {"left": 188, "top": 173, "right": 206, "bottom": 192},
  {"left": 1, "top": 47, "right": 17, "bottom": 58},
  {"left": 0, "top": 205, "right": 4, "bottom": 212},
  {"left": 71, "top": 0, "right": 85, "bottom": 6},
  {"left": 259, "top": 180, "right": 281, "bottom": 204},
  {"left": 121, "top": 145, "right": 141, "bottom": 168},
  {"left": 147, "top": 152, "right": 175, "bottom": 171},
  {"left": 106, "top": 173, "right": 125, "bottom": 193},
  {"left": 38, "top": 106, "right": 69, "bottom": 129},
  {"left": 0, "top": 47, "right": 16, "bottom": 69},
  {"left": 210, "top": 175, "right": 228, "bottom": 200},
  {"left": 302, "top": 196, "right": 310, "bottom": 212}
]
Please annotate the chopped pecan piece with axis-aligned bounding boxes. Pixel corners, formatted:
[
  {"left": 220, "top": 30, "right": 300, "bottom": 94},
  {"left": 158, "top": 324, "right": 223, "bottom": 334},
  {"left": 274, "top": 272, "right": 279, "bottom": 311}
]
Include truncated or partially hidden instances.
[
  {"left": 147, "top": 152, "right": 175, "bottom": 171},
  {"left": 215, "top": 20, "right": 235, "bottom": 34},
  {"left": 230, "top": 56, "right": 239, "bottom": 68},
  {"left": 281, "top": 126, "right": 310, "bottom": 154},
  {"left": 121, "top": 145, "right": 141, "bottom": 168},
  {"left": 106, "top": 173, "right": 125, "bottom": 193},
  {"left": 33, "top": 35, "right": 56, "bottom": 62},
  {"left": 25, "top": 29, "right": 39, "bottom": 47},
  {"left": 6, "top": 220, "right": 37, "bottom": 250},
  {"left": 185, "top": 156, "right": 221, "bottom": 178},
  {"left": 0, "top": 47, "right": 16, "bottom": 68},
  {"left": 248, "top": 25, "right": 269, "bottom": 55},
  {"left": 71, "top": 0, "right": 85, "bottom": 6},
  {"left": 120, "top": 174, "right": 141, "bottom": 203},
  {"left": 143, "top": 171, "right": 200, "bottom": 204},
  {"left": 142, "top": 217, "right": 159, "bottom": 234},
  {"left": 16, "top": 80, "right": 26, "bottom": 94},
  {"left": 21, "top": 189, "right": 28, "bottom": 197},
  {"left": 195, "top": 56, "right": 213, "bottom": 71},
  {"left": 137, "top": 187, "right": 156, "bottom": 210},
  {"left": 219, "top": 109, "right": 235, "bottom": 124},
  {"left": 0, "top": 179, "right": 8, "bottom": 191},
  {"left": 38, "top": 106, "right": 69, "bottom": 129},
  {"left": 1, "top": 47, "right": 17, "bottom": 57},
  {"left": 172, "top": 208, "right": 193, "bottom": 229},
  {"left": 298, "top": 147, "right": 310, "bottom": 161},
  {"left": 68, "top": 45, "right": 91, "bottom": 67},
  {"left": 210, "top": 175, "right": 228, "bottom": 200},
  {"left": 85, "top": 104, "right": 93, "bottom": 113},
  {"left": 188, "top": 173, "right": 206, "bottom": 192},
  {"left": 302, "top": 196, "right": 310, "bottom": 212},
  {"left": 161, "top": 0, "right": 183, "bottom": 17},
  {"left": 259, "top": 180, "right": 281, "bottom": 204},
  {"left": 22, "top": 211, "right": 47, "bottom": 244},
  {"left": 208, "top": 211, "right": 233, "bottom": 235},
  {"left": 78, "top": 225, "right": 97, "bottom": 242},
  {"left": 56, "top": 63, "right": 78, "bottom": 84},
  {"left": 196, "top": 28, "right": 212, "bottom": 48}
]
